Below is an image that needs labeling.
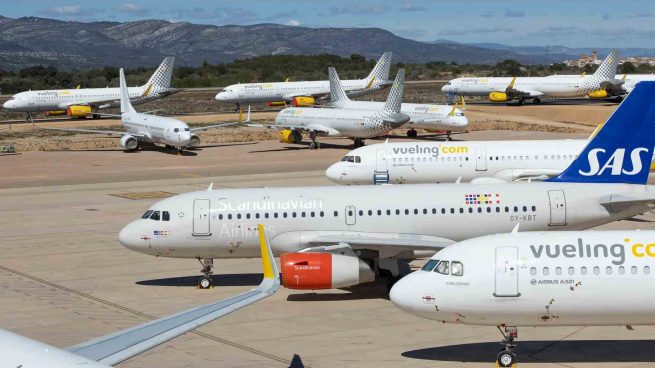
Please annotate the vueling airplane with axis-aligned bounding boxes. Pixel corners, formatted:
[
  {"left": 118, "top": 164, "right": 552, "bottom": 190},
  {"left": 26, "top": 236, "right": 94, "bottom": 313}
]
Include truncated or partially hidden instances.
[
  {"left": 3, "top": 57, "right": 178, "bottom": 119},
  {"left": 35, "top": 69, "right": 241, "bottom": 153},
  {"left": 119, "top": 82, "right": 655, "bottom": 289},
  {"left": 215, "top": 52, "right": 392, "bottom": 110},
  {"left": 390, "top": 229, "right": 655, "bottom": 367},
  {"left": 325, "top": 131, "right": 655, "bottom": 185},
  {"left": 250, "top": 69, "right": 408, "bottom": 149},
  {"left": 1, "top": 225, "right": 279, "bottom": 367},
  {"left": 441, "top": 50, "right": 622, "bottom": 104},
  {"left": 326, "top": 67, "right": 468, "bottom": 138}
]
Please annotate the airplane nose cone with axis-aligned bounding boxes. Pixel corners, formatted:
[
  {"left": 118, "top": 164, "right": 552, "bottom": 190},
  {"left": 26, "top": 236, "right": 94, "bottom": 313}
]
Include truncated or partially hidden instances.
[
  {"left": 325, "top": 163, "right": 344, "bottom": 183},
  {"left": 389, "top": 272, "right": 427, "bottom": 315},
  {"left": 119, "top": 221, "right": 146, "bottom": 253},
  {"left": 215, "top": 93, "right": 225, "bottom": 101},
  {"left": 3, "top": 99, "right": 15, "bottom": 110},
  {"left": 440, "top": 85, "right": 449, "bottom": 92}
]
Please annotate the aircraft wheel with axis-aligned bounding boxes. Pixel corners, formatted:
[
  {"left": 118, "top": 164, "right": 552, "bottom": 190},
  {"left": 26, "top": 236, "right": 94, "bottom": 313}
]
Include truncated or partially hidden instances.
[
  {"left": 614, "top": 96, "right": 624, "bottom": 103},
  {"left": 517, "top": 99, "right": 525, "bottom": 106},
  {"left": 198, "top": 276, "right": 212, "bottom": 289},
  {"left": 406, "top": 129, "right": 418, "bottom": 137},
  {"left": 496, "top": 350, "right": 517, "bottom": 367},
  {"left": 292, "top": 130, "right": 303, "bottom": 144},
  {"left": 533, "top": 98, "right": 541, "bottom": 104}
]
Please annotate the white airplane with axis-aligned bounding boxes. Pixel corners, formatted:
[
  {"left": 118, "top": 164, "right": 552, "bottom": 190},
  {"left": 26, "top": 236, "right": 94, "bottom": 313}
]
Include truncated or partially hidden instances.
[
  {"left": 34, "top": 68, "right": 242, "bottom": 153},
  {"left": 326, "top": 67, "right": 468, "bottom": 138},
  {"left": 214, "top": 52, "right": 393, "bottom": 109},
  {"left": 249, "top": 69, "right": 409, "bottom": 149},
  {"left": 441, "top": 50, "right": 622, "bottom": 104},
  {"left": 118, "top": 82, "right": 655, "bottom": 289},
  {"left": 548, "top": 72, "right": 655, "bottom": 96},
  {"left": 3, "top": 57, "right": 178, "bottom": 119},
  {"left": 0, "top": 225, "right": 279, "bottom": 367},
  {"left": 390, "top": 229, "right": 655, "bottom": 367}
]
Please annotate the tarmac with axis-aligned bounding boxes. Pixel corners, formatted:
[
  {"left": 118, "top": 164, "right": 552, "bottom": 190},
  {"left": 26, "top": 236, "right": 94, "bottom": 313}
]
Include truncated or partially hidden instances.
[{"left": 2, "top": 130, "right": 655, "bottom": 368}]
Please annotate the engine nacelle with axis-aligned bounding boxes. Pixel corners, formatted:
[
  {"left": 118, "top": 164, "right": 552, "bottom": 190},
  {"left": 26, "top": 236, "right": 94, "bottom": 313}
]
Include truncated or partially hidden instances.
[
  {"left": 291, "top": 96, "right": 315, "bottom": 107},
  {"left": 279, "top": 129, "right": 302, "bottom": 144},
  {"left": 588, "top": 90, "right": 609, "bottom": 99},
  {"left": 188, "top": 134, "right": 200, "bottom": 148},
  {"left": 488, "top": 92, "right": 508, "bottom": 102},
  {"left": 66, "top": 105, "right": 93, "bottom": 117},
  {"left": 46, "top": 110, "right": 66, "bottom": 116},
  {"left": 266, "top": 101, "right": 286, "bottom": 107},
  {"left": 281, "top": 252, "right": 375, "bottom": 290},
  {"left": 119, "top": 135, "right": 139, "bottom": 151}
]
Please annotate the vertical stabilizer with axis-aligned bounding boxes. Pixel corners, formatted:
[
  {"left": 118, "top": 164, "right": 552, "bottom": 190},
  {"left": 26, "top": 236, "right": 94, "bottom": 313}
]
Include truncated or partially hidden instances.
[
  {"left": 142, "top": 57, "right": 174, "bottom": 96},
  {"left": 591, "top": 50, "right": 619, "bottom": 81},
  {"left": 365, "top": 52, "right": 392, "bottom": 87},
  {"left": 119, "top": 68, "right": 136, "bottom": 114},
  {"left": 328, "top": 67, "right": 351, "bottom": 107},
  {"left": 382, "top": 69, "right": 405, "bottom": 113}
]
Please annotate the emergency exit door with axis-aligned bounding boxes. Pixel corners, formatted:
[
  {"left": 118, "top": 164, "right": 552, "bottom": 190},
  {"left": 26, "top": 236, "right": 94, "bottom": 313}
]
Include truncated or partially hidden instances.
[
  {"left": 475, "top": 147, "right": 487, "bottom": 171},
  {"left": 193, "top": 199, "right": 211, "bottom": 236},
  {"left": 345, "top": 205, "right": 357, "bottom": 225},
  {"left": 494, "top": 246, "right": 520, "bottom": 297}
]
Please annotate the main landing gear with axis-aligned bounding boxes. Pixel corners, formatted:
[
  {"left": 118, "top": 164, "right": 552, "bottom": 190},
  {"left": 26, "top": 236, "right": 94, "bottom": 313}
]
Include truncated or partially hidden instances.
[
  {"left": 496, "top": 326, "right": 518, "bottom": 367},
  {"left": 353, "top": 138, "right": 365, "bottom": 148},
  {"left": 406, "top": 128, "right": 418, "bottom": 137},
  {"left": 235, "top": 102, "right": 241, "bottom": 113},
  {"left": 445, "top": 131, "right": 452, "bottom": 141},
  {"left": 308, "top": 131, "right": 320, "bottom": 150},
  {"left": 197, "top": 258, "right": 214, "bottom": 289}
]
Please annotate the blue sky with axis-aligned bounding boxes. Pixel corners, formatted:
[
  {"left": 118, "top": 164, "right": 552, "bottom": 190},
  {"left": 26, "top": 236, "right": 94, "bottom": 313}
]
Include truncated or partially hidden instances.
[{"left": 3, "top": 0, "right": 655, "bottom": 47}]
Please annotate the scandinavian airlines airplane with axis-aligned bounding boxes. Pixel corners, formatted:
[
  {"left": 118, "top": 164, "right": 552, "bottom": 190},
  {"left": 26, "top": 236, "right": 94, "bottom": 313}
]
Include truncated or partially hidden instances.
[
  {"left": 441, "top": 50, "right": 622, "bottom": 104},
  {"left": 119, "top": 82, "right": 655, "bottom": 289},
  {"left": 390, "top": 229, "right": 655, "bottom": 367},
  {"left": 3, "top": 57, "right": 178, "bottom": 119},
  {"left": 35, "top": 69, "right": 241, "bottom": 153},
  {"left": 214, "top": 52, "right": 392, "bottom": 110},
  {"left": 249, "top": 69, "right": 408, "bottom": 149},
  {"left": 1, "top": 225, "right": 279, "bottom": 367},
  {"left": 326, "top": 67, "right": 468, "bottom": 138}
]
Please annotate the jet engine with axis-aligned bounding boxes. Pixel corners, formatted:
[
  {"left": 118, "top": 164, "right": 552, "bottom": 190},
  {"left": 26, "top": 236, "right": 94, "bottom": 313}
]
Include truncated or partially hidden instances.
[
  {"left": 120, "top": 135, "right": 139, "bottom": 151},
  {"left": 66, "top": 105, "right": 93, "bottom": 117},
  {"left": 588, "top": 90, "right": 609, "bottom": 99},
  {"left": 46, "top": 110, "right": 66, "bottom": 116},
  {"left": 488, "top": 92, "right": 509, "bottom": 102},
  {"left": 189, "top": 134, "right": 200, "bottom": 148},
  {"left": 291, "top": 96, "right": 315, "bottom": 107},
  {"left": 266, "top": 101, "right": 286, "bottom": 107},
  {"left": 281, "top": 252, "right": 375, "bottom": 290},
  {"left": 279, "top": 129, "right": 303, "bottom": 144}
]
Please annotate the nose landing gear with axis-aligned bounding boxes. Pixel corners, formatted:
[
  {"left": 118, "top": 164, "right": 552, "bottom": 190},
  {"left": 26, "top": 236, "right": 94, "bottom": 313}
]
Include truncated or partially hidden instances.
[
  {"left": 496, "top": 325, "right": 518, "bottom": 367},
  {"left": 197, "top": 258, "right": 214, "bottom": 289}
]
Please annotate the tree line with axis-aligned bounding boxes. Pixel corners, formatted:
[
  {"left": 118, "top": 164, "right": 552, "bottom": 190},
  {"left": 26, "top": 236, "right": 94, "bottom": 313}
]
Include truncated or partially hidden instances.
[{"left": 1, "top": 53, "right": 651, "bottom": 94}]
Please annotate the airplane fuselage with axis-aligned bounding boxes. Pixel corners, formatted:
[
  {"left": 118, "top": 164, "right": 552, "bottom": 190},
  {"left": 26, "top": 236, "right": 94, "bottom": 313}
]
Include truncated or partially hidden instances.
[
  {"left": 121, "top": 112, "right": 192, "bottom": 147},
  {"left": 442, "top": 76, "right": 605, "bottom": 98}
]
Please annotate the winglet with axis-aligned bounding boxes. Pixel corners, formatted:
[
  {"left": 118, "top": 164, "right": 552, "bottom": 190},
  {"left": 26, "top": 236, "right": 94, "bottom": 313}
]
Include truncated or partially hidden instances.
[
  {"left": 580, "top": 72, "right": 586, "bottom": 78},
  {"left": 511, "top": 223, "right": 520, "bottom": 234},
  {"left": 207, "top": 182, "right": 213, "bottom": 191},
  {"left": 508, "top": 77, "right": 517, "bottom": 89},
  {"left": 448, "top": 101, "right": 459, "bottom": 117},
  {"left": 258, "top": 224, "right": 279, "bottom": 280},
  {"left": 76, "top": 85, "right": 81, "bottom": 89},
  {"left": 460, "top": 96, "right": 466, "bottom": 111}
]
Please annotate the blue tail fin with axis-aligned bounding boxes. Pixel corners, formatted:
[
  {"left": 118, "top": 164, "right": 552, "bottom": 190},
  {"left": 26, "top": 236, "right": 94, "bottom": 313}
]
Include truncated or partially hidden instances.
[{"left": 547, "top": 81, "right": 655, "bottom": 184}]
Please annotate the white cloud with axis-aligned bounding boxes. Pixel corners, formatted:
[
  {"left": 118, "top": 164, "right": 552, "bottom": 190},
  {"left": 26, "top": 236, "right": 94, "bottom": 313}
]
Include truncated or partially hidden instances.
[
  {"left": 285, "top": 19, "right": 301, "bottom": 26},
  {"left": 116, "top": 3, "right": 150, "bottom": 16},
  {"left": 44, "top": 5, "right": 90, "bottom": 16}
]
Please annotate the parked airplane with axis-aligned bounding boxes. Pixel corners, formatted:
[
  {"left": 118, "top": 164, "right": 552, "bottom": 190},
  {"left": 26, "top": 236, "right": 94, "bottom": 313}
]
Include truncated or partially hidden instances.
[
  {"left": 326, "top": 67, "right": 468, "bottom": 138},
  {"left": 248, "top": 69, "right": 408, "bottom": 149},
  {"left": 3, "top": 57, "right": 178, "bottom": 119},
  {"left": 1, "top": 225, "right": 279, "bottom": 367},
  {"left": 119, "top": 82, "right": 655, "bottom": 289},
  {"left": 325, "top": 128, "right": 655, "bottom": 185},
  {"left": 214, "top": 52, "right": 392, "bottom": 110},
  {"left": 33, "top": 68, "right": 242, "bottom": 153},
  {"left": 441, "top": 50, "right": 622, "bottom": 104},
  {"left": 548, "top": 72, "right": 655, "bottom": 95},
  {"left": 390, "top": 229, "right": 655, "bottom": 367}
]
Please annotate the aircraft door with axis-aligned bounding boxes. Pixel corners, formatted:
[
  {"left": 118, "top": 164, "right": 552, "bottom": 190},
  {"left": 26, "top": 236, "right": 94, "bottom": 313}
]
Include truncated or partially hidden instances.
[
  {"left": 494, "top": 246, "right": 520, "bottom": 297},
  {"left": 475, "top": 147, "right": 487, "bottom": 171},
  {"left": 345, "top": 205, "right": 357, "bottom": 225},
  {"left": 548, "top": 190, "right": 567, "bottom": 226},
  {"left": 375, "top": 150, "right": 388, "bottom": 172},
  {"left": 193, "top": 199, "right": 211, "bottom": 236}
]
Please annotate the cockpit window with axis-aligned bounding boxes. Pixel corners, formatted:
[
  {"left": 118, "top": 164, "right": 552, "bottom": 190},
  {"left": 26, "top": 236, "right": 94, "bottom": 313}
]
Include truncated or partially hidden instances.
[
  {"left": 184, "top": 128, "right": 190, "bottom": 131},
  {"left": 141, "top": 210, "right": 154, "bottom": 219},
  {"left": 341, "top": 156, "right": 350, "bottom": 162},
  {"left": 174, "top": 128, "right": 179, "bottom": 132},
  {"left": 421, "top": 259, "right": 439, "bottom": 271},
  {"left": 354, "top": 156, "right": 361, "bottom": 163},
  {"left": 452, "top": 261, "right": 464, "bottom": 276},
  {"left": 434, "top": 261, "right": 450, "bottom": 275},
  {"left": 162, "top": 211, "right": 170, "bottom": 221},
  {"left": 149, "top": 211, "right": 161, "bottom": 221}
]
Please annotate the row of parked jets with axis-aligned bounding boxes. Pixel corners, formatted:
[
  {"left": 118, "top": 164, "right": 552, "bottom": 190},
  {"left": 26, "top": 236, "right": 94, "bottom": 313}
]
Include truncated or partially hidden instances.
[{"left": 5, "top": 52, "right": 655, "bottom": 367}]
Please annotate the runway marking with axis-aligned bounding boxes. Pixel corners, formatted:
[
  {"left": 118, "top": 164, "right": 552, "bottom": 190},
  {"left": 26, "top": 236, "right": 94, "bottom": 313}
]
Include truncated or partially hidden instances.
[
  {"left": 0, "top": 264, "right": 298, "bottom": 366},
  {"left": 110, "top": 191, "right": 176, "bottom": 200}
]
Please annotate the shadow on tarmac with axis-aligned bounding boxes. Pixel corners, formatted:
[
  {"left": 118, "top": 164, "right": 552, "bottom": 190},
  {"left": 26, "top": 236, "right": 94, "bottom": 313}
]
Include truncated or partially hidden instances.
[{"left": 136, "top": 273, "right": 263, "bottom": 287}]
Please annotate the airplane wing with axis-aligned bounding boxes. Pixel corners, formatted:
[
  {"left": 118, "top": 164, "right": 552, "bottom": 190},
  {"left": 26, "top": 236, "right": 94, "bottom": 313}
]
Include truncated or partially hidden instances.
[
  {"left": 246, "top": 122, "right": 338, "bottom": 135},
  {"left": 274, "top": 231, "right": 454, "bottom": 252},
  {"left": 68, "top": 224, "right": 279, "bottom": 366},
  {"left": 34, "top": 125, "right": 145, "bottom": 137},
  {"left": 190, "top": 121, "right": 241, "bottom": 133},
  {"left": 509, "top": 88, "right": 543, "bottom": 98},
  {"left": 600, "top": 194, "right": 655, "bottom": 213}
]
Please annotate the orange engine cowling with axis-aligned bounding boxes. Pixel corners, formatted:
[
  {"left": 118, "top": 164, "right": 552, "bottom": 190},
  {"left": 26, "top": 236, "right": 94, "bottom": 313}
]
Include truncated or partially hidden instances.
[
  {"left": 66, "top": 105, "right": 93, "bottom": 117},
  {"left": 280, "top": 252, "right": 375, "bottom": 290},
  {"left": 266, "top": 101, "right": 286, "bottom": 107},
  {"left": 291, "top": 96, "right": 315, "bottom": 107},
  {"left": 46, "top": 110, "right": 66, "bottom": 116}
]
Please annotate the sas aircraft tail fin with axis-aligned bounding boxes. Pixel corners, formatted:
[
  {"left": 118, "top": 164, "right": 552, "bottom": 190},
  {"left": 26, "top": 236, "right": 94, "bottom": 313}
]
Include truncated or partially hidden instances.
[
  {"left": 364, "top": 52, "right": 392, "bottom": 88},
  {"left": 119, "top": 68, "right": 136, "bottom": 114},
  {"left": 141, "top": 57, "right": 174, "bottom": 97},
  {"left": 328, "top": 67, "right": 351, "bottom": 108},
  {"left": 547, "top": 81, "right": 655, "bottom": 184},
  {"left": 382, "top": 69, "right": 405, "bottom": 114},
  {"left": 591, "top": 50, "right": 619, "bottom": 81}
]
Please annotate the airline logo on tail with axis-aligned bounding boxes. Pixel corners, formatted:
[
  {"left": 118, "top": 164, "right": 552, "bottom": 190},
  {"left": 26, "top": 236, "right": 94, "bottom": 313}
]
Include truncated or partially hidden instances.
[{"left": 579, "top": 147, "right": 651, "bottom": 177}]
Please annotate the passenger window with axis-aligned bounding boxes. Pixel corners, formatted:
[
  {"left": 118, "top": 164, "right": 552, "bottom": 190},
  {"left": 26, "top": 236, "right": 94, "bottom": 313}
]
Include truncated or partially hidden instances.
[
  {"left": 219, "top": 214, "right": 223, "bottom": 220},
  {"left": 631, "top": 266, "right": 638, "bottom": 274},
  {"left": 255, "top": 213, "right": 260, "bottom": 219},
  {"left": 593, "top": 266, "right": 600, "bottom": 275},
  {"left": 568, "top": 267, "right": 574, "bottom": 275},
  {"left": 645, "top": 266, "right": 651, "bottom": 274},
  {"left": 142, "top": 210, "right": 154, "bottom": 219},
  {"left": 434, "top": 261, "right": 450, "bottom": 275},
  {"left": 334, "top": 211, "right": 338, "bottom": 216},
  {"left": 530, "top": 267, "right": 536, "bottom": 276},
  {"left": 555, "top": 267, "right": 562, "bottom": 275},
  {"left": 543, "top": 267, "right": 550, "bottom": 276},
  {"left": 227, "top": 214, "right": 232, "bottom": 220},
  {"left": 150, "top": 211, "right": 160, "bottom": 221},
  {"left": 451, "top": 261, "right": 463, "bottom": 276},
  {"left": 581, "top": 266, "right": 587, "bottom": 275},
  {"left": 422, "top": 259, "right": 439, "bottom": 271},
  {"left": 237, "top": 214, "right": 242, "bottom": 219},
  {"left": 618, "top": 266, "right": 625, "bottom": 275}
]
